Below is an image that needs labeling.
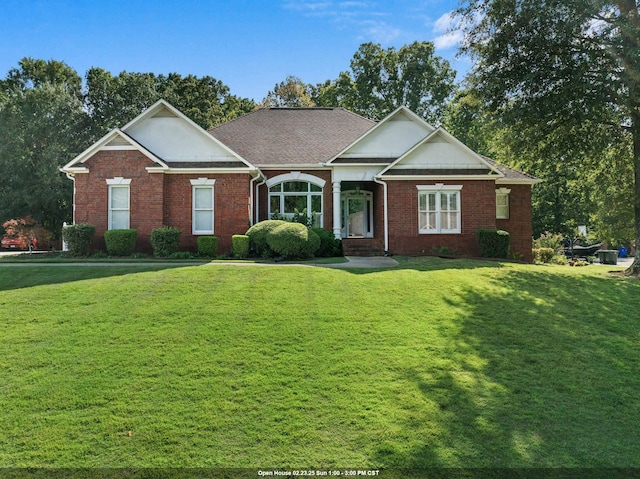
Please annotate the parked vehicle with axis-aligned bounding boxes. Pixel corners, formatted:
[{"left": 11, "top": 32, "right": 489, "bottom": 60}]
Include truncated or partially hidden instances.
[{"left": 1, "top": 235, "right": 37, "bottom": 250}]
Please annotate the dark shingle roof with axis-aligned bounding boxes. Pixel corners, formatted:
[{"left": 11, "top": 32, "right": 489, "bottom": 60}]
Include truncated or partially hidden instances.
[
  {"left": 483, "top": 157, "right": 540, "bottom": 182},
  {"left": 208, "top": 108, "right": 376, "bottom": 166}
]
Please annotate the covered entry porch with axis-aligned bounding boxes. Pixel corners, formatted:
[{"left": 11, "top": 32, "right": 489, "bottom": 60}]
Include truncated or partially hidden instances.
[{"left": 332, "top": 180, "right": 386, "bottom": 255}]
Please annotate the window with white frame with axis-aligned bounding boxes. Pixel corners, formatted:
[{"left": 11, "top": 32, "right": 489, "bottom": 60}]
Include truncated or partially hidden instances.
[
  {"left": 106, "top": 177, "right": 131, "bottom": 230},
  {"left": 496, "top": 188, "right": 511, "bottom": 219},
  {"left": 191, "top": 178, "right": 215, "bottom": 234},
  {"left": 268, "top": 181, "right": 323, "bottom": 227},
  {"left": 417, "top": 185, "right": 462, "bottom": 234}
]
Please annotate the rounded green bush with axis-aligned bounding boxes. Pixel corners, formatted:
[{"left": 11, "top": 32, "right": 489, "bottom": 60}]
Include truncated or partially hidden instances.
[
  {"left": 246, "top": 220, "right": 286, "bottom": 257},
  {"left": 62, "top": 223, "right": 95, "bottom": 257},
  {"left": 104, "top": 229, "right": 137, "bottom": 256},
  {"left": 266, "top": 222, "right": 320, "bottom": 259},
  {"left": 197, "top": 236, "right": 218, "bottom": 257},
  {"left": 150, "top": 226, "right": 181, "bottom": 257},
  {"left": 310, "top": 227, "right": 342, "bottom": 257},
  {"left": 232, "top": 234, "right": 250, "bottom": 258}
]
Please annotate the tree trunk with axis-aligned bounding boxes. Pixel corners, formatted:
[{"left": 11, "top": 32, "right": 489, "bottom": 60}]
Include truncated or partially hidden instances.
[{"left": 624, "top": 113, "right": 640, "bottom": 276}]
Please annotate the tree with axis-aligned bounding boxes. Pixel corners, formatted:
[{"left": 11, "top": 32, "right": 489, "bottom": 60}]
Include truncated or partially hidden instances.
[
  {"left": 312, "top": 41, "right": 457, "bottom": 123},
  {"left": 456, "top": 0, "right": 640, "bottom": 273},
  {"left": 85, "top": 69, "right": 256, "bottom": 136},
  {"left": 261, "top": 75, "right": 315, "bottom": 107},
  {"left": 0, "top": 59, "right": 90, "bottom": 234}
]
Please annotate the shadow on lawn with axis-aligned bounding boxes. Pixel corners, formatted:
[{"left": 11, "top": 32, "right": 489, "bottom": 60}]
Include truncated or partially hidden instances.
[
  {"left": 0, "top": 265, "right": 192, "bottom": 292},
  {"left": 374, "top": 268, "right": 640, "bottom": 469}
]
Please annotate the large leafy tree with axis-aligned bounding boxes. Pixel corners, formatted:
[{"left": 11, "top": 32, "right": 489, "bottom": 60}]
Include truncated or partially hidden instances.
[
  {"left": 0, "top": 59, "right": 90, "bottom": 234},
  {"left": 312, "top": 41, "right": 457, "bottom": 124},
  {"left": 456, "top": 0, "right": 640, "bottom": 272},
  {"left": 85, "top": 69, "right": 256, "bottom": 136}
]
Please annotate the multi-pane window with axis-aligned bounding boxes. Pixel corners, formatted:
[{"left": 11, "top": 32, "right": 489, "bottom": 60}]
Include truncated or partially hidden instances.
[
  {"left": 496, "top": 188, "right": 511, "bottom": 219},
  {"left": 269, "top": 181, "right": 323, "bottom": 227},
  {"left": 417, "top": 185, "right": 462, "bottom": 234},
  {"left": 107, "top": 178, "right": 131, "bottom": 230},
  {"left": 191, "top": 178, "right": 215, "bottom": 234}
]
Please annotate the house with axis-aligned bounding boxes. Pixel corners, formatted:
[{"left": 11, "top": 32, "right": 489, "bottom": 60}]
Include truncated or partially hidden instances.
[{"left": 62, "top": 99, "right": 539, "bottom": 260}]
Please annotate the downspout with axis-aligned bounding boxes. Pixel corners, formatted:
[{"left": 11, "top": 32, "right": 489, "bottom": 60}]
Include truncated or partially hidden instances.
[
  {"left": 64, "top": 172, "right": 76, "bottom": 225},
  {"left": 250, "top": 170, "right": 266, "bottom": 226},
  {"left": 373, "top": 176, "right": 389, "bottom": 255}
]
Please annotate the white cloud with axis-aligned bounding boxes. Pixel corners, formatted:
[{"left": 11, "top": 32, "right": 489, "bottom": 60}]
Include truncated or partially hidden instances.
[
  {"left": 431, "top": 10, "right": 464, "bottom": 50},
  {"left": 433, "top": 11, "right": 457, "bottom": 33},
  {"left": 433, "top": 31, "right": 463, "bottom": 49}
]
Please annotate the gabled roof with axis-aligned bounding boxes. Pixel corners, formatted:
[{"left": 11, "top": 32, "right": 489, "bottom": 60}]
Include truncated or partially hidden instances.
[
  {"left": 62, "top": 99, "right": 256, "bottom": 174},
  {"left": 327, "top": 106, "right": 435, "bottom": 165},
  {"left": 378, "top": 127, "right": 502, "bottom": 178},
  {"left": 61, "top": 128, "right": 168, "bottom": 172},
  {"left": 208, "top": 107, "right": 376, "bottom": 167}
]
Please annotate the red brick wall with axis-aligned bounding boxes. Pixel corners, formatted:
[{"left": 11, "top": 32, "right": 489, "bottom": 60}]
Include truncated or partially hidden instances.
[
  {"left": 75, "top": 150, "right": 164, "bottom": 252},
  {"left": 164, "top": 174, "right": 251, "bottom": 253},
  {"left": 74, "top": 150, "right": 252, "bottom": 254},
  {"left": 497, "top": 184, "right": 533, "bottom": 262},
  {"left": 386, "top": 179, "right": 498, "bottom": 257}
]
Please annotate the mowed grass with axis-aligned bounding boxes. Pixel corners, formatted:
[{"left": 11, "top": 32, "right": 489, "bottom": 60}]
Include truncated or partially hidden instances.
[{"left": 0, "top": 259, "right": 639, "bottom": 468}]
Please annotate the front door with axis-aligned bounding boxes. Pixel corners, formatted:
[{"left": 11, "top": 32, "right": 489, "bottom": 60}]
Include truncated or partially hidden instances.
[{"left": 342, "top": 191, "right": 373, "bottom": 238}]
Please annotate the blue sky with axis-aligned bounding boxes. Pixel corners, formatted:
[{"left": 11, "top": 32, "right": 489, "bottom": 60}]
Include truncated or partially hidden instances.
[{"left": 0, "top": 0, "right": 468, "bottom": 101}]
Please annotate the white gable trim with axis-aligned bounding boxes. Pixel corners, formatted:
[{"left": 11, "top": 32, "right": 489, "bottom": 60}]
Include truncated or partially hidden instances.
[
  {"left": 122, "top": 99, "right": 256, "bottom": 169},
  {"left": 325, "top": 105, "right": 434, "bottom": 165},
  {"left": 378, "top": 127, "right": 503, "bottom": 178},
  {"left": 61, "top": 129, "right": 168, "bottom": 173}
]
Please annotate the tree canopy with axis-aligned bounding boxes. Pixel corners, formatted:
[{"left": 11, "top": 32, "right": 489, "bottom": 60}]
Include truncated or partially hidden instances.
[
  {"left": 312, "top": 41, "right": 457, "bottom": 124},
  {"left": 455, "top": 0, "right": 640, "bottom": 269}
]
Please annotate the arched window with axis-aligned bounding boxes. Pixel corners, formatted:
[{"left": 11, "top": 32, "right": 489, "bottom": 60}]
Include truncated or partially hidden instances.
[{"left": 267, "top": 173, "right": 324, "bottom": 227}]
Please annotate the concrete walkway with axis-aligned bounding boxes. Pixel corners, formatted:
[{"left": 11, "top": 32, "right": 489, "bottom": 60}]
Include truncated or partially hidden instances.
[{"left": 0, "top": 254, "right": 399, "bottom": 269}]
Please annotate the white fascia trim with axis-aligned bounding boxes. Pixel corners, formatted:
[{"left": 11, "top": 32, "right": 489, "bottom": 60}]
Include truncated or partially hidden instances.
[
  {"left": 265, "top": 171, "right": 326, "bottom": 188},
  {"left": 417, "top": 184, "right": 463, "bottom": 191},
  {"left": 496, "top": 178, "right": 542, "bottom": 185},
  {"left": 258, "top": 164, "right": 328, "bottom": 170},
  {"left": 325, "top": 106, "right": 434, "bottom": 165},
  {"left": 146, "top": 167, "right": 257, "bottom": 174},
  {"left": 381, "top": 175, "right": 496, "bottom": 181},
  {"left": 106, "top": 177, "right": 132, "bottom": 185},
  {"left": 378, "top": 128, "right": 504, "bottom": 177},
  {"left": 190, "top": 178, "right": 216, "bottom": 186},
  {"left": 122, "top": 99, "right": 256, "bottom": 170}
]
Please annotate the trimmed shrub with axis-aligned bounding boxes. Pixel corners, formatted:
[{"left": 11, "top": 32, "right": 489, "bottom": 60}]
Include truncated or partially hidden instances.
[
  {"left": 533, "top": 247, "right": 555, "bottom": 263},
  {"left": 476, "top": 229, "right": 510, "bottom": 258},
  {"left": 311, "top": 227, "right": 342, "bottom": 257},
  {"left": 197, "top": 236, "right": 218, "bottom": 257},
  {"left": 169, "top": 251, "right": 195, "bottom": 259},
  {"left": 266, "top": 222, "right": 320, "bottom": 259},
  {"left": 232, "top": 235, "right": 250, "bottom": 258},
  {"left": 150, "top": 226, "right": 181, "bottom": 257},
  {"left": 62, "top": 223, "right": 95, "bottom": 257},
  {"left": 104, "top": 229, "right": 137, "bottom": 256},
  {"left": 246, "top": 220, "right": 287, "bottom": 257}
]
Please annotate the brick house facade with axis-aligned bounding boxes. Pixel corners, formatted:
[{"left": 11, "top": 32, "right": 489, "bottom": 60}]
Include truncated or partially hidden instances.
[{"left": 62, "top": 100, "right": 539, "bottom": 260}]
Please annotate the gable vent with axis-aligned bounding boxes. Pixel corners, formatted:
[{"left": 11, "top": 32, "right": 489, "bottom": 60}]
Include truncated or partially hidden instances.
[{"left": 106, "top": 136, "right": 131, "bottom": 147}]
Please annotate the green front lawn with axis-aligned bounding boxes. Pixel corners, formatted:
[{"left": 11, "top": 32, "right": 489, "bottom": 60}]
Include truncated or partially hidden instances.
[{"left": 0, "top": 258, "right": 638, "bottom": 468}]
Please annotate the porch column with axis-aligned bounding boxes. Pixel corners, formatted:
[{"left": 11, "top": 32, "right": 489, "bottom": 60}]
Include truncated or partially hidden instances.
[{"left": 332, "top": 181, "right": 341, "bottom": 239}]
